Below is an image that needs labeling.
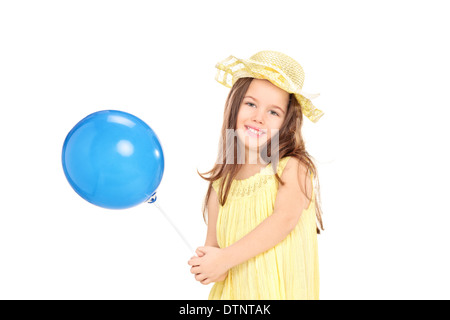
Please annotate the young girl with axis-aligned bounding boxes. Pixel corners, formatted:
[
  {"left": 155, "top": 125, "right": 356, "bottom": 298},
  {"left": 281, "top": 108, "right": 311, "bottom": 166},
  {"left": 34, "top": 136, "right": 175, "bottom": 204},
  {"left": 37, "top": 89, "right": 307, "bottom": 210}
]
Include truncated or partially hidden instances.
[{"left": 188, "top": 50, "right": 325, "bottom": 300}]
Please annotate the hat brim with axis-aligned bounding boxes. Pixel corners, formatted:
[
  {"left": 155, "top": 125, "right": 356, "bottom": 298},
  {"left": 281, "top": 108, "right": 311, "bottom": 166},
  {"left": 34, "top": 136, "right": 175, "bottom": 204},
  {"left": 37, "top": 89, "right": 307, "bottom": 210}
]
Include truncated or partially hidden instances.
[{"left": 215, "top": 55, "right": 320, "bottom": 100}]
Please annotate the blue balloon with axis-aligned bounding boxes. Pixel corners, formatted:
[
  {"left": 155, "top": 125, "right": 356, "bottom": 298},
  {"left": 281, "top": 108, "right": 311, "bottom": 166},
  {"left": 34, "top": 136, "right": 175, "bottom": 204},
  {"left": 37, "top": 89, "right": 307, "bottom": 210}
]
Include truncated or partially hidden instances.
[{"left": 62, "top": 110, "right": 164, "bottom": 209}]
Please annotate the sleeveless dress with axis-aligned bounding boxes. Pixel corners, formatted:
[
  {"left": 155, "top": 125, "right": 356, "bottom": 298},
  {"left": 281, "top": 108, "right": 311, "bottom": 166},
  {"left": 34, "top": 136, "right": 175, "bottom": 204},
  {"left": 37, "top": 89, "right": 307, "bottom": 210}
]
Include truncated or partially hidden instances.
[{"left": 209, "top": 156, "right": 319, "bottom": 300}]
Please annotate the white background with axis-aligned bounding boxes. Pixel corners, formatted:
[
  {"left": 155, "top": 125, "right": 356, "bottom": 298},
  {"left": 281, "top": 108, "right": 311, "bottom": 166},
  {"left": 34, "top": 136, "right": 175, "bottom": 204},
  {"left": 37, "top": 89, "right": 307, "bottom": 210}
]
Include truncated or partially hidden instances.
[{"left": 1, "top": 0, "right": 449, "bottom": 300}]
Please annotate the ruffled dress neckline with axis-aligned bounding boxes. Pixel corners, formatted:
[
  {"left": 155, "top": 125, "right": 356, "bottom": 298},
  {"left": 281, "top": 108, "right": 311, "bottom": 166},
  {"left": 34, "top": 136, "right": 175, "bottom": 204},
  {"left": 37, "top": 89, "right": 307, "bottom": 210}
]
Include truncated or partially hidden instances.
[{"left": 221, "top": 157, "right": 291, "bottom": 198}]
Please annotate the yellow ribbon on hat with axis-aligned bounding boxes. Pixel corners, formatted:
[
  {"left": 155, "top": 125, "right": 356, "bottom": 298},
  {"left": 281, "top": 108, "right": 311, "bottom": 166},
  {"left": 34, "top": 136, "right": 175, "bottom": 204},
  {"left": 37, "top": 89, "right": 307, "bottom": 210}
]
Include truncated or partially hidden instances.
[{"left": 214, "top": 50, "right": 324, "bottom": 123}]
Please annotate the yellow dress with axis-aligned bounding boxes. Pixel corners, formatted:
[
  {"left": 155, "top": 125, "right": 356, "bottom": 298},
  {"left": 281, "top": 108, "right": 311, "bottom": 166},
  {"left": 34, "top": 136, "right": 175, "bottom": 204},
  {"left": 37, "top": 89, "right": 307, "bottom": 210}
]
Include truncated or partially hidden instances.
[{"left": 209, "top": 156, "right": 319, "bottom": 300}]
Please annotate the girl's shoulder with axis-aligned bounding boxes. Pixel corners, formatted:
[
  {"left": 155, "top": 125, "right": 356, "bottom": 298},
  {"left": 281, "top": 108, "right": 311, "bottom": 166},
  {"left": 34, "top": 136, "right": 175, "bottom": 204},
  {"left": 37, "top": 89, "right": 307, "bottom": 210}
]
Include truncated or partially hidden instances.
[
  {"left": 279, "top": 156, "right": 314, "bottom": 203},
  {"left": 281, "top": 156, "right": 313, "bottom": 179}
]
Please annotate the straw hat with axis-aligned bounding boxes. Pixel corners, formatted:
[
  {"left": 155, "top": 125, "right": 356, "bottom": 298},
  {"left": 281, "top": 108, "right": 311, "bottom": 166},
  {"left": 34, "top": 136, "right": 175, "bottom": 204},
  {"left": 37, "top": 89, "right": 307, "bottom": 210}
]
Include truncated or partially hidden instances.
[{"left": 214, "top": 50, "right": 324, "bottom": 123}]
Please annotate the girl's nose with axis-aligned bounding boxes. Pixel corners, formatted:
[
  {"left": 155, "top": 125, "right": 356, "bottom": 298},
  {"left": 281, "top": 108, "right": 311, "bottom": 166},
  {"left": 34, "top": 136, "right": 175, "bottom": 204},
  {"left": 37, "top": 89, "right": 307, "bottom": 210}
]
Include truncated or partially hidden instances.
[{"left": 252, "top": 109, "right": 265, "bottom": 124}]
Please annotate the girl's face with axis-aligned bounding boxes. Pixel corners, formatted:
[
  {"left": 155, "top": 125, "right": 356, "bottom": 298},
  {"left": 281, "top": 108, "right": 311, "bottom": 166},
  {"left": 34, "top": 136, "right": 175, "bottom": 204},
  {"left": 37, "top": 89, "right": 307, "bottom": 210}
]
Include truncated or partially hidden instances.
[{"left": 236, "top": 78, "right": 289, "bottom": 153}]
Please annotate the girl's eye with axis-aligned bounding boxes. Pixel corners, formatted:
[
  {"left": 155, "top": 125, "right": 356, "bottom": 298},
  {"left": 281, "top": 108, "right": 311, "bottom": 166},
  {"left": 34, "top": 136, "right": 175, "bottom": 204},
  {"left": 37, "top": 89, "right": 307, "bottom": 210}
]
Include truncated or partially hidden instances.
[
  {"left": 246, "top": 102, "right": 256, "bottom": 107},
  {"left": 269, "top": 110, "right": 279, "bottom": 116}
]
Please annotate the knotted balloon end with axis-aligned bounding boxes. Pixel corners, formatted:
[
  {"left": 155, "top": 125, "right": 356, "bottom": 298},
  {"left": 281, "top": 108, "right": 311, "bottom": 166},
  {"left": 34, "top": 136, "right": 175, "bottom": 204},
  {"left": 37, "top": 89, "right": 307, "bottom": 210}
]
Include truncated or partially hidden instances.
[{"left": 147, "top": 191, "right": 157, "bottom": 204}]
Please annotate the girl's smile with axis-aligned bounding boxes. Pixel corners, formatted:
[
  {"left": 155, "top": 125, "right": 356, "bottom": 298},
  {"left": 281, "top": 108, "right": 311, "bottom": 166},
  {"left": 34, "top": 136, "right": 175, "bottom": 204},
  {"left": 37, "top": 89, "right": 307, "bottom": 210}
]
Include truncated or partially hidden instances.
[{"left": 244, "top": 125, "right": 266, "bottom": 138}]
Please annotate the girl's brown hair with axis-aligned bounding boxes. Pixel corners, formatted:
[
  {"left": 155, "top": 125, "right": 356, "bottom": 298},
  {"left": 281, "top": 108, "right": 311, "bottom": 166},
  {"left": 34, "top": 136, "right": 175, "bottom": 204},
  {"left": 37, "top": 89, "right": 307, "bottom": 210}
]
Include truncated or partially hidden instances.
[{"left": 197, "top": 77, "right": 324, "bottom": 234}]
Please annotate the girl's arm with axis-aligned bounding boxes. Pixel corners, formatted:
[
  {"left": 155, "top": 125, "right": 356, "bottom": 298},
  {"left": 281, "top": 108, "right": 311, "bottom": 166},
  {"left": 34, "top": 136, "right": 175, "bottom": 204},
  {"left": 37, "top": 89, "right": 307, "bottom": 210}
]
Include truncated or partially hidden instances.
[
  {"left": 189, "top": 184, "right": 228, "bottom": 283},
  {"left": 203, "top": 186, "right": 220, "bottom": 248},
  {"left": 189, "top": 157, "right": 312, "bottom": 284}
]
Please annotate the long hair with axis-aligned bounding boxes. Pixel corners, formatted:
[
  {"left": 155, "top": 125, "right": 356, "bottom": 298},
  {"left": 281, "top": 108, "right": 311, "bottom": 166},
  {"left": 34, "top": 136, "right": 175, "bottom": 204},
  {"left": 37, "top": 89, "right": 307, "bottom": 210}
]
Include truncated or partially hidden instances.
[{"left": 197, "top": 77, "right": 324, "bottom": 234}]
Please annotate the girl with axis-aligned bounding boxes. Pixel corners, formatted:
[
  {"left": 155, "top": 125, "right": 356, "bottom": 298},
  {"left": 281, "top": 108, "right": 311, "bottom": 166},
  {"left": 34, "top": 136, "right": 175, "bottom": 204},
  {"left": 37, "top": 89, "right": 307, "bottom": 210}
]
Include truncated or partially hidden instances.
[{"left": 188, "top": 50, "right": 325, "bottom": 300}]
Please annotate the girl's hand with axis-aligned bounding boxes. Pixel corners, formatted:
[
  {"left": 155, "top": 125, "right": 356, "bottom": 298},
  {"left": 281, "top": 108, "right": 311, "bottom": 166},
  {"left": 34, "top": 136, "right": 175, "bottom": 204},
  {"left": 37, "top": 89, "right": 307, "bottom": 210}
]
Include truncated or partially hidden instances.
[{"left": 188, "top": 246, "right": 229, "bottom": 285}]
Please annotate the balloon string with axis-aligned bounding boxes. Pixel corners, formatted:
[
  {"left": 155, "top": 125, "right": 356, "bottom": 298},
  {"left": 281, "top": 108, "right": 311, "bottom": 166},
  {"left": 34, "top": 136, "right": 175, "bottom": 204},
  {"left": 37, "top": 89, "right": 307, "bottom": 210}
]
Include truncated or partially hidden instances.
[{"left": 152, "top": 201, "right": 195, "bottom": 255}]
